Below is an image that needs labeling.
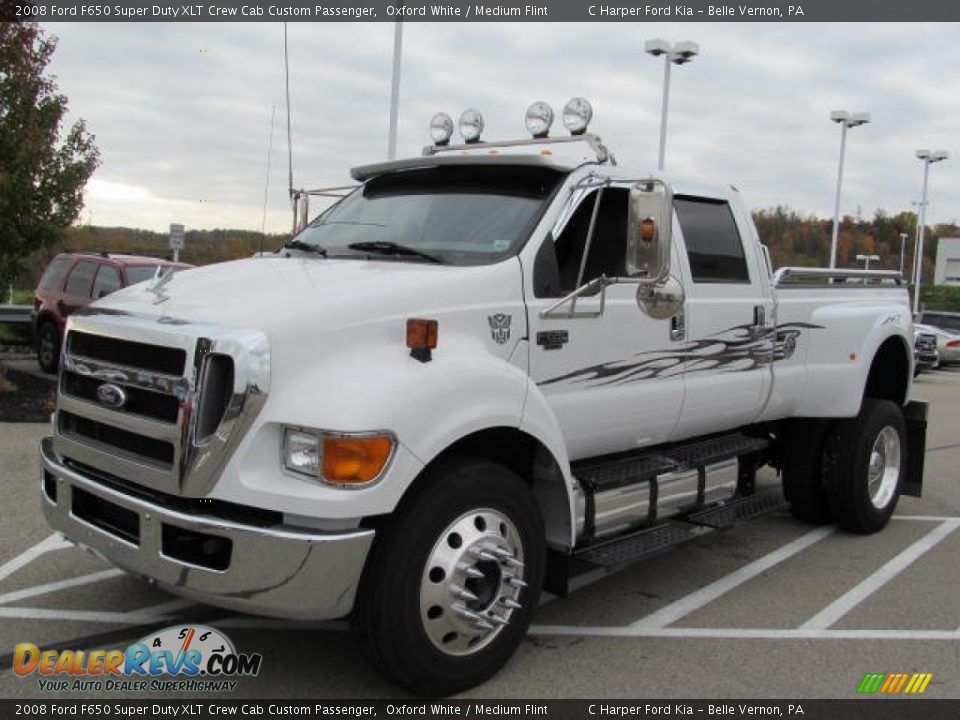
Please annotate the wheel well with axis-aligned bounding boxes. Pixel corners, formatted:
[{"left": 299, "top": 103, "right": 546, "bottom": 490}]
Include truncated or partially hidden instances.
[
  {"left": 864, "top": 336, "right": 910, "bottom": 406},
  {"left": 407, "top": 428, "right": 573, "bottom": 548}
]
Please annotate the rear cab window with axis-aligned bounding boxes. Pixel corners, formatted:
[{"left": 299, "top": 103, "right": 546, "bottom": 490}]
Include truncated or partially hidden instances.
[{"left": 674, "top": 196, "right": 750, "bottom": 284}]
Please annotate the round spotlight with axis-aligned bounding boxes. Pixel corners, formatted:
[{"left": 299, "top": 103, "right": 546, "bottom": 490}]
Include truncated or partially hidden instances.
[
  {"left": 429, "top": 112, "right": 454, "bottom": 146},
  {"left": 562, "top": 97, "right": 593, "bottom": 136},
  {"left": 525, "top": 101, "right": 554, "bottom": 139},
  {"left": 458, "top": 108, "right": 484, "bottom": 143}
]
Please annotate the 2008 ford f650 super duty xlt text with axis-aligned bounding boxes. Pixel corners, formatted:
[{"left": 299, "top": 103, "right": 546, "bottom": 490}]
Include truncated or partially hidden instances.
[{"left": 40, "top": 102, "right": 927, "bottom": 695}]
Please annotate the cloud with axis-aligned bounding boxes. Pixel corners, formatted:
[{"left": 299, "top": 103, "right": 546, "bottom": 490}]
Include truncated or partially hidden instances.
[{"left": 46, "top": 21, "right": 960, "bottom": 233}]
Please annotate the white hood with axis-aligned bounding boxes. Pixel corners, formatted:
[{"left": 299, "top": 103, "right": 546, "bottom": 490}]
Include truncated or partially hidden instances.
[{"left": 93, "top": 256, "right": 518, "bottom": 336}]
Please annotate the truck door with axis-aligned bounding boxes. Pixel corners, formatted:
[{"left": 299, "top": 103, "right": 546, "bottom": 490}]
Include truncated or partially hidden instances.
[
  {"left": 670, "top": 194, "right": 774, "bottom": 440},
  {"left": 525, "top": 183, "right": 686, "bottom": 461}
]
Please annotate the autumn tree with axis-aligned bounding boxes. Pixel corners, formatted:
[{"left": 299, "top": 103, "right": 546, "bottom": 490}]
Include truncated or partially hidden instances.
[{"left": 0, "top": 22, "right": 99, "bottom": 289}]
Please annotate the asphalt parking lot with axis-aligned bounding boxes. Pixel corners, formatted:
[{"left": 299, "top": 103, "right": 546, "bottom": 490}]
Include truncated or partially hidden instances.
[{"left": 1, "top": 367, "right": 959, "bottom": 700}]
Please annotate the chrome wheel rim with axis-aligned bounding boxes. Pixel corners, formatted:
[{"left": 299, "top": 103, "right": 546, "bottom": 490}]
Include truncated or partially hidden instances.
[
  {"left": 419, "top": 508, "right": 526, "bottom": 656},
  {"left": 868, "top": 426, "right": 901, "bottom": 510}
]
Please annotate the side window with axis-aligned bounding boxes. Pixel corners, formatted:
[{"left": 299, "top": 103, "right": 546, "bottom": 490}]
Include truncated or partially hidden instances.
[
  {"left": 536, "top": 187, "right": 629, "bottom": 296},
  {"left": 63, "top": 261, "right": 98, "bottom": 297},
  {"left": 91, "top": 265, "right": 122, "bottom": 299},
  {"left": 675, "top": 197, "right": 750, "bottom": 284},
  {"left": 39, "top": 257, "right": 73, "bottom": 290}
]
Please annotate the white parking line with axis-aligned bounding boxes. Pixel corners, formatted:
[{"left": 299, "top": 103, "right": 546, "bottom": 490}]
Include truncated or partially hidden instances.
[
  {"left": 0, "top": 568, "right": 123, "bottom": 605},
  {"left": 799, "top": 518, "right": 960, "bottom": 630},
  {"left": 629, "top": 526, "right": 835, "bottom": 629},
  {"left": 0, "top": 606, "right": 175, "bottom": 625},
  {"left": 0, "top": 534, "right": 70, "bottom": 584},
  {"left": 529, "top": 625, "right": 960, "bottom": 641}
]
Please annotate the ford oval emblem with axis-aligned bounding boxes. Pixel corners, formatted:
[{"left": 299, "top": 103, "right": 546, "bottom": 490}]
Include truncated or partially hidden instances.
[{"left": 96, "top": 383, "right": 127, "bottom": 409}]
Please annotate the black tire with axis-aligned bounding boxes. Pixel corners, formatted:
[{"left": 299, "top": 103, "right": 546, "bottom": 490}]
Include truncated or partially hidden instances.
[
  {"left": 352, "top": 456, "right": 545, "bottom": 696},
  {"left": 780, "top": 419, "right": 833, "bottom": 524},
  {"left": 824, "top": 399, "right": 906, "bottom": 534},
  {"left": 36, "top": 321, "right": 61, "bottom": 374}
]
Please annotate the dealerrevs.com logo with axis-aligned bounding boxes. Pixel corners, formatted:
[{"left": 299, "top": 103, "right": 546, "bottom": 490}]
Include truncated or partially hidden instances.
[{"left": 14, "top": 625, "right": 262, "bottom": 692}]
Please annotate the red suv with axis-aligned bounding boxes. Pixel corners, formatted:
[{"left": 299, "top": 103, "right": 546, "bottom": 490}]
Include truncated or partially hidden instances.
[{"left": 33, "top": 252, "right": 191, "bottom": 373}]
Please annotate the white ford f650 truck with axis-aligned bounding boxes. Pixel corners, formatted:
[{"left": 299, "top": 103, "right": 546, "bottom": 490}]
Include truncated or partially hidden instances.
[{"left": 40, "top": 103, "right": 927, "bottom": 695}]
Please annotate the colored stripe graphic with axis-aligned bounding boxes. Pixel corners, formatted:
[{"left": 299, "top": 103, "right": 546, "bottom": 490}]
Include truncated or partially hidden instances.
[
  {"left": 857, "top": 673, "right": 885, "bottom": 693},
  {"left": 858, "top": 672, "right": 932, "bottom": 694}
]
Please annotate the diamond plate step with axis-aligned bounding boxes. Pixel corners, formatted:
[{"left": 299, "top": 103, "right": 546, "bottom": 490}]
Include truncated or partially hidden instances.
[
  {"left": 575, "top": 521, "right": 708, "bottom": 570},
  {"left": 683, "top": 488, "right": 786, "bottom": 529},
  {"left": 573, "top": 433, "right": 768, "bottom": 493}
]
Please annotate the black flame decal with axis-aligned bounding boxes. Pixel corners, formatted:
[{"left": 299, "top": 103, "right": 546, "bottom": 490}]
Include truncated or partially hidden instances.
[{"left": 540, "top": 322, "right": 823, "bottom": 388}]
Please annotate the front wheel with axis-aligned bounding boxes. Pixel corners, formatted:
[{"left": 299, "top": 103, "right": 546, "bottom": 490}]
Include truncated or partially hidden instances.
[
  {"left": 352, "top": 457, "right": 545, "bottom": 696},
  {"left": 825, "top": 399, "right": 906, "bottom": 534}
]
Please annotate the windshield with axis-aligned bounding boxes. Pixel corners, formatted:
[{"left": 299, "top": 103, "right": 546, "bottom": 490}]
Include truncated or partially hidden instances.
[{"left": 293, "top": 165, "right": 563, "bottom": 265}]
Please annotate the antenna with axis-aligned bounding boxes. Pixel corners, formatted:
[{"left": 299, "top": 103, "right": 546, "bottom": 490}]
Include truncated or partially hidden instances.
[
  {"left": 284, "top": 23, "right": 295, "bottom": 231},
  {"left": 260, "top": 104, "right": 276, "bottom": 256}
]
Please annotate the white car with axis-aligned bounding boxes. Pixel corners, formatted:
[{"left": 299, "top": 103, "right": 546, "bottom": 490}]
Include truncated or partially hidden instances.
[{"left": 915, "top": 323, "right": 960, "bottom": 365}]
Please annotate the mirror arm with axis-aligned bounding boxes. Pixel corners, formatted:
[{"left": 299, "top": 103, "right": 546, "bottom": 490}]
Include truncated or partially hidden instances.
[{"left": 571, "top": 179, "right": 610, "bottom": 315}]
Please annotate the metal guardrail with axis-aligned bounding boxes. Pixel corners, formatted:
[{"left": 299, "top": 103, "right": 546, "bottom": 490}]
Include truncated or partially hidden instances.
[
  {"left": 773, "top": 267, "right": 904, "bottom": 287},
  {"left": 0, "top": 305, "right": 33, "bottom": 326}
]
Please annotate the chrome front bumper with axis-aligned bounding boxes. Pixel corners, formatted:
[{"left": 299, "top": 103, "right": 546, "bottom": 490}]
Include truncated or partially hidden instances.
[{"left": 40, "top": 437, "right": 374, "bottom": 620}]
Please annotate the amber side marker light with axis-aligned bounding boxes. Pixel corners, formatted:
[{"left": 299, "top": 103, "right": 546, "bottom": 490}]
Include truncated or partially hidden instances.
[
  {"left": 407, "top": 318, "right": 438, "bottom": 363},
  {"left": 641, "top": 217, "right": 657, "bottom": 243},
  {"left": 323, "top": 435, "right": 394, "bottom": 486}
]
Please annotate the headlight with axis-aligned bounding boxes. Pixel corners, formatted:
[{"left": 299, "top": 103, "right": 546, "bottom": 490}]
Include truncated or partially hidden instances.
[
  {"left": 282, "top": 428, "right": 320, "bottom": 478},
  {"left": 283, "top": 427, "right": 395, "bottom": 487}
]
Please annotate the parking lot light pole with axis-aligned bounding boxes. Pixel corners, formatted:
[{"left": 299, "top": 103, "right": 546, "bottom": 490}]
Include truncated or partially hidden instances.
[
  {"left": 913, "top": 149, "right": 950, "bottom": 310},
  {"left": 899, "top": 232, "right": 908, "bottom": 276},
  {"left": 644, "top": 39, "right": 700, "bottom": 171},
  {"left": 828, "top": 111, "right": 870, "bottom": 268}
]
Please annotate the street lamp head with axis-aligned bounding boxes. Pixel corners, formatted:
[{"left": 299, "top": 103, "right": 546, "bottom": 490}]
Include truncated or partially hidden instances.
[
  {"left": 671, "top": 40, "right": 700, "bottom": 64},
  {"left": 931, "top": 150, "right": 950, "bottom": 162},
  {"left": 830, "top": 110, "right": 850, "bottom": 124},
  {"left": 644, "top": 38, "right": 672, "bottom": 57},
  {"left": 916, "top": 149, "right": 931, "bottom": 160},
  {"left": 849, "top": 112, "right": 871, "bottom": 127}
]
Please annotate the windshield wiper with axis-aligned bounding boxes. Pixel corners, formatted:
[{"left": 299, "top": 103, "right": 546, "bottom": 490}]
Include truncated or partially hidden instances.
[
  {"left": 347, "top": 241, "right": 442, "bottom": 264},
  {"left": 282, "top": 240, "right": 327, "bottom": 256}
]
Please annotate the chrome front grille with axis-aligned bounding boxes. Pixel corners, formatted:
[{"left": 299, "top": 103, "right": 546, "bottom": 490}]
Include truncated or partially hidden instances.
[{"left": 53, "top": 314, "right": 270, "bottom": 497}]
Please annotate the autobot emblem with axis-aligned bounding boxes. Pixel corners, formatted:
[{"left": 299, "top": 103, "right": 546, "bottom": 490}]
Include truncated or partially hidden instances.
[
  {"left": 488, "top": 314, "right": 512, "bottom": 345},
  {"left": 96, "top": 383, "right": 127, "bottom": 409}
]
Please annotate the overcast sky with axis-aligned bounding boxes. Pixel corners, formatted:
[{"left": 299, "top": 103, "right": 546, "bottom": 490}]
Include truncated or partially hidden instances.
[{"left": 44, "top": 21, "right": 960, "bottom": 235}]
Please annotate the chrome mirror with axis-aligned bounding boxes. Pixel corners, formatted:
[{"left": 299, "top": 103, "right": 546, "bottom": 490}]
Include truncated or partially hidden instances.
[
  {"left": 627, "top": 179, "right": 672, "bottom": 284},
  {"left": 637, "top": 274, "right": 685, "bottom": 320}
]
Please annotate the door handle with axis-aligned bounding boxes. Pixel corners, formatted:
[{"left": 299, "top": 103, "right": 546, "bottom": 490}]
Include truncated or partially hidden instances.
[
  {"left": 670, "top": 309, "right": 686, "bottom": 342},
  {"left": 748, "top": 305, "right": 769, "bottom": 340}
]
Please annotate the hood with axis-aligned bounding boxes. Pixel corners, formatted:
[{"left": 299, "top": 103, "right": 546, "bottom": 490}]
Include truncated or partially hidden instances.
[{"left": 91, "top": 256, "right": 520, "bottom": 336}]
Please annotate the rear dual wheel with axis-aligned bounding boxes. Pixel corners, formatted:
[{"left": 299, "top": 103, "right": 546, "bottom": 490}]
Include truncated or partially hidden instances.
[
  {"left": 825, "top": 399, "right": 906, "bottom": 534},
  {"left": 783, "top": 400, "right": 906, "bottom": 534},
  {"left": 352, "top": 457, "right": 545, "bottom": 696}
]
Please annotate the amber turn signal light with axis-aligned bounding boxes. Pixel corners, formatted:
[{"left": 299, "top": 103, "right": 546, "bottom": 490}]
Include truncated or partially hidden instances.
[
  {"left": 406, "top": 318, "right": 439, "bottom": 350},
  {"left": 641, "top": 217, "right": 656, "bottom": 243},
  {"left": 323, "top": 435, "right": 394, "bottom": 485}
]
